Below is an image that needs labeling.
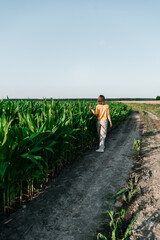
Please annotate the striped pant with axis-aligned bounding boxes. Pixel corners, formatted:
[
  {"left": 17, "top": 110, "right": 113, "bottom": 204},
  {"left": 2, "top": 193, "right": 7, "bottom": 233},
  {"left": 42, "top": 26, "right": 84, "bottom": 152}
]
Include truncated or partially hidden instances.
[{"left": 96, "top": 120, "right": 108, "bottom": 150}]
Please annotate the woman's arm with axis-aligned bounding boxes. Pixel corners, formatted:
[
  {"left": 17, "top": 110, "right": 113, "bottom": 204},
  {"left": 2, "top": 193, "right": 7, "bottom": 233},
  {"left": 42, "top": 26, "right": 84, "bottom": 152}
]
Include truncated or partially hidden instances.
[
  {"left": 89, "top": 106, "right": 98, "bottom": 116},
  {"left": 107, "top": 108, "right": 112, "bottom": 127}
]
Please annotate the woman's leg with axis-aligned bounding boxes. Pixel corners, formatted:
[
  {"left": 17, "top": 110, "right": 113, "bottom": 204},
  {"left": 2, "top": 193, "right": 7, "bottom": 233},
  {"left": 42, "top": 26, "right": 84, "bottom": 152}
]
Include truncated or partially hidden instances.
[
  {"left": 99, "top": 120, "right": 108, "bottom": 150},
  {"left": 96, "top": 121, "right": 100, "bottom": 139}
]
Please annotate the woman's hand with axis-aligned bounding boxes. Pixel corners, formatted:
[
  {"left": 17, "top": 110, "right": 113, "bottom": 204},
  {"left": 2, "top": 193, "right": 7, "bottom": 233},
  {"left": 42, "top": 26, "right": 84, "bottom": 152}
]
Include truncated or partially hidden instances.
[
  {"left": 110, "top": 122, "right": 112, "bottom": 128},
  {"left": 89, "top": 106, "right": 97, "bottom": 116}
]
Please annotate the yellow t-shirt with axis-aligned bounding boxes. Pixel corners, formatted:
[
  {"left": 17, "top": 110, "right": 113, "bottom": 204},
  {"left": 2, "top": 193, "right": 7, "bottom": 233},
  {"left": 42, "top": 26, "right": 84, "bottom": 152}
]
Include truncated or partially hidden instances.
[{"left": 95, "top": 104, "right": 110, "bottom": 121}]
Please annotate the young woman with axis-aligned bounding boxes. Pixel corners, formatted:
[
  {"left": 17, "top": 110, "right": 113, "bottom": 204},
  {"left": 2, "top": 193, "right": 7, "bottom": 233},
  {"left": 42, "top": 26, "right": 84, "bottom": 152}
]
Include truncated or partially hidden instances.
[{"left": 89, "top": 95, "right": 112, "bottom": 152}]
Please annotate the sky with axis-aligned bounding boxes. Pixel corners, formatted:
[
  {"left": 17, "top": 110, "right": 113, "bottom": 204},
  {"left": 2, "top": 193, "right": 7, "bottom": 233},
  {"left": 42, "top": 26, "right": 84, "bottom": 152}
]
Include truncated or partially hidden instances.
[{"left": 0, "top": 0, "right": 160, "bottom": 99}]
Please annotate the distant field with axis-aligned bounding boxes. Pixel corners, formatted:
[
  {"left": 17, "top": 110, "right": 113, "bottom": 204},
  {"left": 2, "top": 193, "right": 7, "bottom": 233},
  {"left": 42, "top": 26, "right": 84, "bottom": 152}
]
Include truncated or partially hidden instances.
[{"left": 117, "top": 101, "right": 160, "bottom": 105}]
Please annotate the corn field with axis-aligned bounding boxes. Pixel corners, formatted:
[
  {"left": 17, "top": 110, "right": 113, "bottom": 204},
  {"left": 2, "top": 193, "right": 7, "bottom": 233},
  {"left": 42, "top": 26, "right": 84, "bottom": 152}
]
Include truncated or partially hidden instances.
[{"left": 0, "top": 98, "right": 131, "bottom": 215}]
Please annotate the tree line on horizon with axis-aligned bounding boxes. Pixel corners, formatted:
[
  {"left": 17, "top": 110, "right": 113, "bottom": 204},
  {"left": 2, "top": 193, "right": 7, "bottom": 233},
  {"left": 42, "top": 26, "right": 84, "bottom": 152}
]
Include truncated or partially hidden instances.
[{"left": 0, "top": 97, "right": 158, "bottom": 102}]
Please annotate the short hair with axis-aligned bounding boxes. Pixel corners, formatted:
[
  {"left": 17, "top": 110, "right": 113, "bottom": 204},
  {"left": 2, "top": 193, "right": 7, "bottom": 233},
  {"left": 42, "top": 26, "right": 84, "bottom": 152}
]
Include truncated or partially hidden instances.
[{"left": 98, "top": 95, "right": 105, "bottom": 104}]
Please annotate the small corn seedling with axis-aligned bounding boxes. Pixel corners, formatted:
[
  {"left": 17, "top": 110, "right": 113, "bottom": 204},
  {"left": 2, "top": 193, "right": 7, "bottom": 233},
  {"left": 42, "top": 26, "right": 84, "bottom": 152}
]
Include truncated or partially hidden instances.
[
  {"left": 113, "top": 179, "right": 139, "bottom": 204},
  {"left": 133, "top": 139, "right": 141, "bottom": 155},
  {"left": 97, "top": 209, "right": 138, "bottom": 240},
  {"left": 97, "top": 233, "right": 107, "bottom": 240}
]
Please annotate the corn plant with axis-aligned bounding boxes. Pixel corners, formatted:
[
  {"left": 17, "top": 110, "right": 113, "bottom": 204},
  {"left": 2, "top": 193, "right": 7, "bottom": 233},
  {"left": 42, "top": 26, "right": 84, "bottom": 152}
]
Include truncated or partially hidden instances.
[
  {"left": 133, "top": 139, "right": 141, "bottom": 155},
  {"left": 113, "top": 179, "right": 139, "bottom": 204},
  {"left": 97, "top": 209, "right": 138, "bottom": 240}
]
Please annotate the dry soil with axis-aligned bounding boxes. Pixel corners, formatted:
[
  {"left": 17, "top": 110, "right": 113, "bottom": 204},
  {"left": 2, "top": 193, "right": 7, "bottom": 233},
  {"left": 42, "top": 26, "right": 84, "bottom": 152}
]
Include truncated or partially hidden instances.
[{"left": 129, "top": 111, "right": 160, "bottom": 240}]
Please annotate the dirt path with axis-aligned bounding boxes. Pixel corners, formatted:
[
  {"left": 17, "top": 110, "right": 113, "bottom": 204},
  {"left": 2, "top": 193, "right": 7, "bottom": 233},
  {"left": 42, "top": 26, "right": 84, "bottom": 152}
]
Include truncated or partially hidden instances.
[
  {"left": 130, "top": 111, "right": 160, "bottom": 240},
  {"left": 0, "top": 112, "right": 140, "bottom": 240}
]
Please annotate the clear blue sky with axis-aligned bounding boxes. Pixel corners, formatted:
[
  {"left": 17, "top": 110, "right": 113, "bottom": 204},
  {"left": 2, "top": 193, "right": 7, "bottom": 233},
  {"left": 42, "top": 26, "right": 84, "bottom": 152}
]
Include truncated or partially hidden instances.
[{"left": 0, "top": 0, "right": 160, "bottom": 99}]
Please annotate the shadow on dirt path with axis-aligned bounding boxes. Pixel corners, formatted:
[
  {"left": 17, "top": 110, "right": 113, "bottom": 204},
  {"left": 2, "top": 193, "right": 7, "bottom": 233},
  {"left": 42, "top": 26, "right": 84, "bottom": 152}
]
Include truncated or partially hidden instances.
[{"left": 0, "top": 112, "right": 140, "bottom": 240}]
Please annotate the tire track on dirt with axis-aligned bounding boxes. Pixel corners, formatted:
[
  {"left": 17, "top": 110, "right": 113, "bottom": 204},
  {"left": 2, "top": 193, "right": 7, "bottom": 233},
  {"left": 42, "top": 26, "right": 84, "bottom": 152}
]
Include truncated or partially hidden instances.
[{"left": 0, "top": 112, "right": 140, "bottom": 240}]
